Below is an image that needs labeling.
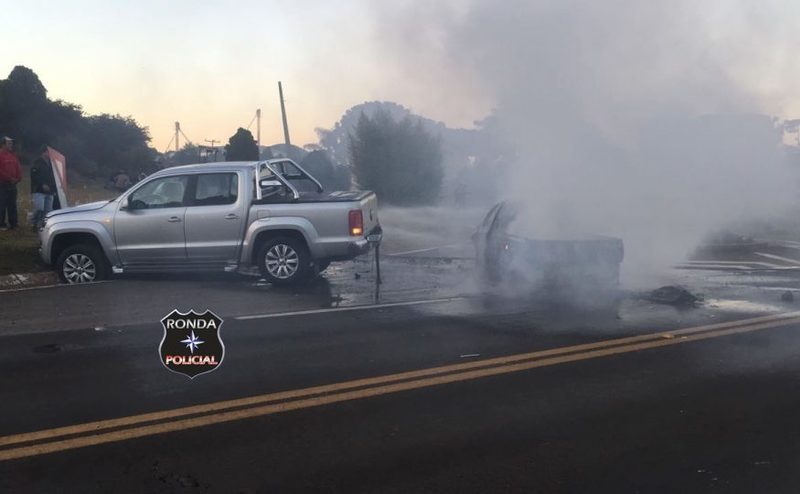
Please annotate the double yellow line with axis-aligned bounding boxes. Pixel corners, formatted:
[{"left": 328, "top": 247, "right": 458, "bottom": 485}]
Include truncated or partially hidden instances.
[{"left": 2, "top": 311, "right": 799, "bottom": 462}]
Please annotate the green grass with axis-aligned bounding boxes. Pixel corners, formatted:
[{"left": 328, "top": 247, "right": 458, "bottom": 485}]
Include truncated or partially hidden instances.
[{"left": 0, "top": 165, "right": 116, "bottom": 276}]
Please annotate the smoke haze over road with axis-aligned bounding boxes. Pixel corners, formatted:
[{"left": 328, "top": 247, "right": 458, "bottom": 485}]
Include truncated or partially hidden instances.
[{"left": 371, "top": 0, "right": 800, "bottom": 285}]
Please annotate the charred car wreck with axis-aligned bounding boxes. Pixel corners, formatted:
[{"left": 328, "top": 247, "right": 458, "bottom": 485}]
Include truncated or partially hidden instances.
[{"left": 473, "top": 201, "right": 624, "bottom": 307}]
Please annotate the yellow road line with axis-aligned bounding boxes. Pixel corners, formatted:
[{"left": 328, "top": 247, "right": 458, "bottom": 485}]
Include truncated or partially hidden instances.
[
  {"left": 1, "top": 312, "right": 798, "bottom": 461},
  {"left": 2, "top": 311, "right": 798, "bottom": 449}
]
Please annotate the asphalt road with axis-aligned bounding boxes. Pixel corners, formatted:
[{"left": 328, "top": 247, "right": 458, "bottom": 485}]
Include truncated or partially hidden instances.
[{"left": 3, "top": 248, "right": 800, "bottom": 493}]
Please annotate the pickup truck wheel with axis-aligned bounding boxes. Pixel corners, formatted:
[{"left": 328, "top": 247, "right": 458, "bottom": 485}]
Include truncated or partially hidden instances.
[
  {"left": 257, "top": 237, "right": 310, "bottom": 285},
  {"left": 57, "top": 244, "right": 109, "bottom": 284}
]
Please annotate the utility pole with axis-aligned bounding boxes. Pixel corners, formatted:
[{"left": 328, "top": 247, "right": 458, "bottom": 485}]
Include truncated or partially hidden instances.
[
  {"left": 175, "top": 122, "right": 180, "bottom": 152},
  {"left": 256, "top": 108, "right": 262, "bottom": 147},
  {"left": 204, "top": 139, "right": 220, "bottom": 161},
  {"left": 278, "top": 81, "right": 291, "bottom": 146}
]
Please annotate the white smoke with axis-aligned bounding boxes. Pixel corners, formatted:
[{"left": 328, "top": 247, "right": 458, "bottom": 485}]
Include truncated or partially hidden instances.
[{"left": 370, "top": 0, "right": 799, "bottom": 286}]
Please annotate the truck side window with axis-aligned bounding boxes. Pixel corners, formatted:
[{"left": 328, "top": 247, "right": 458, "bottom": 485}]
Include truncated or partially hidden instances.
[
  {"left": 129, "top": 176, "right": 188, "bottom": 209},
  {"left": 194, "top": 173, "right": 238, "bottom": 206}
]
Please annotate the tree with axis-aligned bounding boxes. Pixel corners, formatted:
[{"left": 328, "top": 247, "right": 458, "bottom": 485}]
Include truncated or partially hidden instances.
[
  {"left": 166, "top": 144, "right": 202, "bottom": 166},
  {"left": 300, "top": 150, "right": 351, "bottom": 191},
  {"left": 0, "top": 66, "right": 157, "bottom": 178},
  {"left": 348, "top": 109, "right": 443, "bottom": 205},
  {"left": 320, "top": 101, "right": 514, "bottom": 203},
  {"left": 81, "top": 114, "right": 155, "bottom": 177},
  {"left": 225, "top": 128, "right": 258, "bottom": 161},
  {"left": 259, "top": 145, "right": 274, "bottom": 160},
  {"left": 0, "top": 66, "right": 50, "bottom": 147},
  {"left": 318, "top": 101, "right": 414, "bottom": 165}
]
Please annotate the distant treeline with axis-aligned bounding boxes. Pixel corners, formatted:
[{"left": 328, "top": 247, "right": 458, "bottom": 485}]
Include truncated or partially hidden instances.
[
  {"left": 0, "top": 66, "right": 471, "bottom": 204},
  {"left": 0, "top": 66, "right": 157, "bottom": 178}
]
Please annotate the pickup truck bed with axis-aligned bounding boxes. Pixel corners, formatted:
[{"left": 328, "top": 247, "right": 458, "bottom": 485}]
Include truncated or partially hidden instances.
[{"left": 255, "top": 190, "right": 373, "bottom": 204}]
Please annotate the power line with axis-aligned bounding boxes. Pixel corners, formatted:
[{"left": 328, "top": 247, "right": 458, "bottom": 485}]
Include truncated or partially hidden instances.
[
  {"left": 163, "top": 133, "right": 175, "bottom": 153},
  {"left": 179, "top": 128, "right": 194, "bottom": 147},
  {"left": 246, "top": 112, "right": 257, "bottom": 131}
]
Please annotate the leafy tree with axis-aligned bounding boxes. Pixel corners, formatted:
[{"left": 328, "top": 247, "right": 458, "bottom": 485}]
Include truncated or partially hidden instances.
[
  {"left": 320, "top": 101, "right": 514, "bottom": 204},
  {"left": 83, "top": 114, "right": 155, "bottom": 178},
  {"left": 318, "top": 102, "right": 413, "bottom": 165},
  {"left": 259, "top": 145, "right": 274, "bottom": 160},
  {"left": 348, "top": 109, "right": 443, "bottom": 205},
  {"left": 0, "top": 66, "right": 158, "bottom": 179},
  {"left": 161, "top": 144, "right": 202, "bottom": 166},
  {"left": 300, "top": 150, "right": 351, "bottom": 191},
  {"left": 225, "top": 128, "right": 259, "bottom": 161},
  {"left": 0, "top": 66, "right": 50, "bottom": 147},
  {"left": 263, "top": 143, "right": 306, "bottom": 162}
]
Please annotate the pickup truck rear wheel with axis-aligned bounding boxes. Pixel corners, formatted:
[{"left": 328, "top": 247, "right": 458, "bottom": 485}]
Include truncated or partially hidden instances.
[
  {"left": 257, "top": 237, "right": 310, "bottom": 285},
  {"left": 56, "top": 244, "right": 109, "bottom": 284}
]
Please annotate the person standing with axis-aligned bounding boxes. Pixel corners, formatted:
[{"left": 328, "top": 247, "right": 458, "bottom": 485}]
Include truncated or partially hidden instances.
[
  {"left": 30, "top": 146, "right": 57, "bottom": 230},
  {"left": 0, "top": 136, "right": 22, "bottom": 230},
  {"left": 112, "top": 169, "right": 131, "bottom": 191}
]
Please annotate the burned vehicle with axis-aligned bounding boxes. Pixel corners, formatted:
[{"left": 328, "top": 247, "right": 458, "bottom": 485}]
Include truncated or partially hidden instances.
[{"left": 473, "top": 202, "right": 624, "bottom": 306}]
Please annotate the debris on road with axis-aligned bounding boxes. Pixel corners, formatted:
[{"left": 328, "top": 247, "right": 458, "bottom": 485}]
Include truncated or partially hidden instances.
[
  {"left": 460, "top": 353, "right": 481, "bottom": 358},
  {"left": 646, "top": 285, "right": 701, "bottom": 307},
  {"left": 781, "top": 290, "right": 794, "bottom": 302}
]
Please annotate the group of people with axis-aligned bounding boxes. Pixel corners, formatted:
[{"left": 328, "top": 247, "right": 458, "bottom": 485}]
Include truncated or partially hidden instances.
[{"left": 0, "top": 136, "right": 58, "bottom": 231}]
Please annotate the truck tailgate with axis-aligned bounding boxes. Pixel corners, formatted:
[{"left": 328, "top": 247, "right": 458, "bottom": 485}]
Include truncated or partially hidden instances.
[{"left": 359, "top": 192, "right": 380, "bottom": 235}]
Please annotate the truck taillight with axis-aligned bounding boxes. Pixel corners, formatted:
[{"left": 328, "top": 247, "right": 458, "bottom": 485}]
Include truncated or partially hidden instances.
[{"left": 349, "top": 209, "right": 363, "bottom": 236}]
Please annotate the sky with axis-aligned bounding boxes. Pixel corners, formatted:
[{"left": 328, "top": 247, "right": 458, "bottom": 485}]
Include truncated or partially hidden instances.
[
  {"left": 4, "top": 1, "right": 800, "bottom": 151},
  {"left": 3, "top": 0, "right": 490, "bottom": 151}
]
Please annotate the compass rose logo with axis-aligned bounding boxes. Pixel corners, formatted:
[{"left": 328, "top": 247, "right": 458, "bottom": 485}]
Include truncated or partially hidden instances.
[
  {"left": 159, "top": 309, "right": 224, "bottom": 379},
  {"left": 180, "top": 331, "right": 204, "bottom": 353}
]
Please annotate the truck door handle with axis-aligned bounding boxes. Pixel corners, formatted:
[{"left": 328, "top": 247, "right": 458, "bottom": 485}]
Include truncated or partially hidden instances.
[
  {"left": 167, "top": 216, "right": 182, "bottom": 223},
  {"left": 225, "top": 214, "right": 239, "bottom": 220}
]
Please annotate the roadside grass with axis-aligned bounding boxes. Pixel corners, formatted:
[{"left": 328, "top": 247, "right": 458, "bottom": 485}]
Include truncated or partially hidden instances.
[{"left": 0, "top": 166, "right": 116, "bottom": 276}]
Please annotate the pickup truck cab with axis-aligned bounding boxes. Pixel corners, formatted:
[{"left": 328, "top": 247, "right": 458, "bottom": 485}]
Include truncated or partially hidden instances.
[{"left": 39, "top": 159, "right": 381, "bottom": 285}]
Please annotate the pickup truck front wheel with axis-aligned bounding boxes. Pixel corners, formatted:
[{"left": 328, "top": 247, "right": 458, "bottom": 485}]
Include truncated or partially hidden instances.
[
  {"left": 56, "top": 244, "right": 109, "bottom": 284},
  {"left": 257, "top": 237, "right": 310, "bottom": 285}
]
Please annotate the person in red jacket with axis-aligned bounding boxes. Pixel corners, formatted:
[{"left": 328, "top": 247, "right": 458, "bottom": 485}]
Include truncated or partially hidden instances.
[{"left": 0, "top": 136, "right": 23, "bottom": 230}]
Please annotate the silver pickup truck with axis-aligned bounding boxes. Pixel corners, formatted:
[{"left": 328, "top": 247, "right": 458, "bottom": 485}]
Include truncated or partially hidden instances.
[{"left": 39, "top": 159, "right": 381, "bottom": 285}]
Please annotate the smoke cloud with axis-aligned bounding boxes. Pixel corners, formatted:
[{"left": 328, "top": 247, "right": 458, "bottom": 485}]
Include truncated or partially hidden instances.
[{"left": 370, "top": 0, "right": 799, "bottom": 286}]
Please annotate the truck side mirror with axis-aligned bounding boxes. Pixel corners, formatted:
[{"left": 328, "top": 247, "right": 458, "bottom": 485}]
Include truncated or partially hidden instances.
[{"left": 125, "top": 195, "right": 144, "bottom": 210}]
